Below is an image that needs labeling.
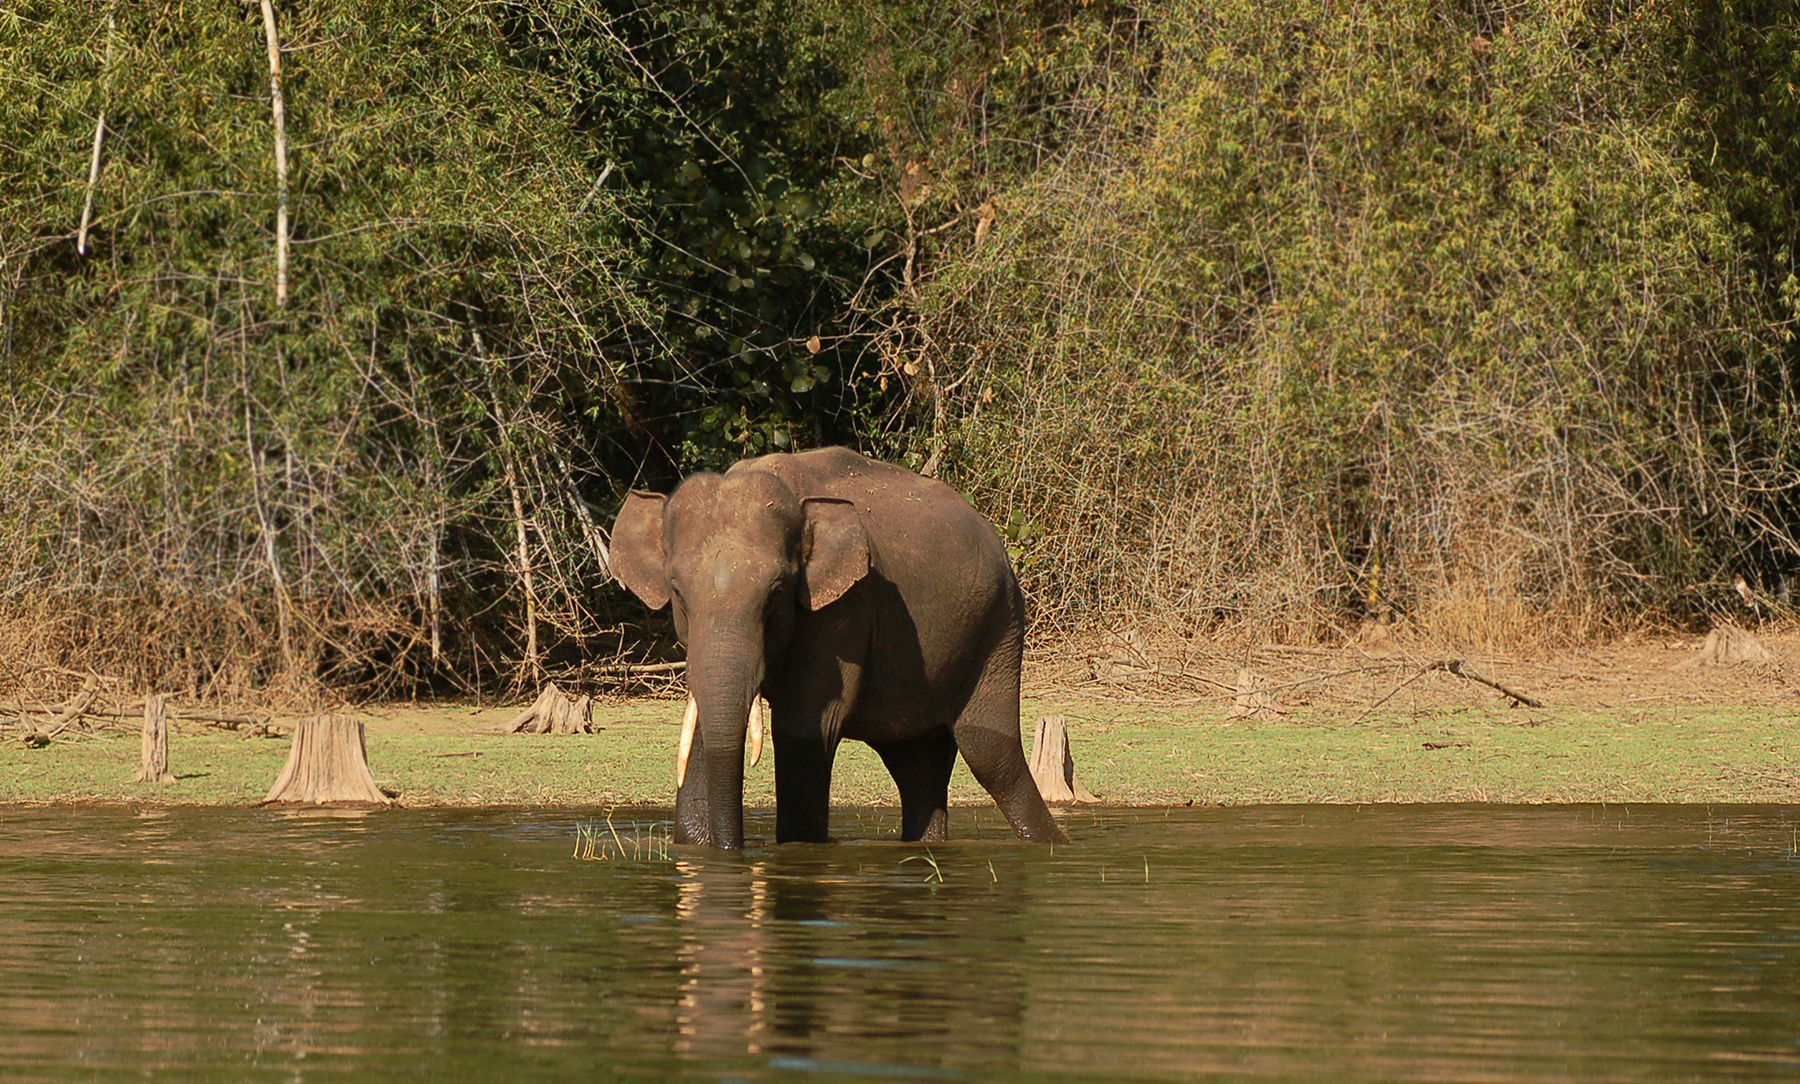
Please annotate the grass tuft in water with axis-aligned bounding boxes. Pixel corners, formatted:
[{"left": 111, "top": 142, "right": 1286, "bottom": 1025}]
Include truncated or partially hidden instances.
[
  {"left": 901, "top": 849, "right": 946, "bottom": 884},
  {"left": 572, "top": 810, "right": 671, "bottom": 862}
]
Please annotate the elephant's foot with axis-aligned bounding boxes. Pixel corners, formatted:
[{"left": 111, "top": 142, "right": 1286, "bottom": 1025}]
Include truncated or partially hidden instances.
[{"left": 907, "top": 808, "right": 950, "bottom": 843}]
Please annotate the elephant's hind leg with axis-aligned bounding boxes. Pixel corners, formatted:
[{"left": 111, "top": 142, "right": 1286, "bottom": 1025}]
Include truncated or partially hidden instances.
[
  {"left": 951, "top": 651, "right": 1067, "bottom": 844},
  {"left": 873, "top": 729, "right": 959, "bottom": 841}
]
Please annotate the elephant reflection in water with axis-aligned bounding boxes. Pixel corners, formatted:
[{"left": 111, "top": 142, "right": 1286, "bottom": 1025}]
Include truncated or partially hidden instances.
[
  {"left": 669, "top": 854, "right": 1033, "bottom": 1071},
  {"left": 673, "top": 858, "right": 771, "bottom": 1057}
]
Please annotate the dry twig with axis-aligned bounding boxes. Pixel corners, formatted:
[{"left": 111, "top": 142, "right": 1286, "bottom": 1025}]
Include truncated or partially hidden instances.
[{"left": 1356, "top": 658, "right": 1542, "bottom": 722}]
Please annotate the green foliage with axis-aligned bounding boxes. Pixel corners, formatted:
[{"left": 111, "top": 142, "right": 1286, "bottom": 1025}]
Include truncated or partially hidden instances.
[
  {"left": 2, "top": 0, "right": 647, "bottom": 689},
  {"left": 0, "top": 0, "right": 903, "bottom": 689},
  {"left": 2, "top": 0, "right": 1798, "bottom": 694},
  {"left": 894, "top": 0, "right": 1800, "bottom": 635}
]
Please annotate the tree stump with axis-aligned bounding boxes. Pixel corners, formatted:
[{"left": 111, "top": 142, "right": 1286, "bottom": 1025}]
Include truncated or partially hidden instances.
[
  {"left": 505, "top": 682, "right": 594, "bottom": 734},
  {"left": 1227, "top": 667, "right": 1277, "bottom": 718},
  {"left": 1029, "top": 714, "right": 1099, "bottom": 804},
  {"left": 132, "top": 694, "right": 175, "bottom": 783},
  {"left": 262, "top": 713, "right": 391, "bottom": 806},
  {"left": 1676, "top": 624, "right": 1774, "bottom": 669}
]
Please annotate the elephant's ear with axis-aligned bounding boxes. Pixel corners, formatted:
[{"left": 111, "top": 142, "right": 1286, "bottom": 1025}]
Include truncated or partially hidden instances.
[
  {"left": 611, "top": 491, "right": 671, "bottom": 610},
  {"left": 800, "top": 497, "right": 869, "bottom": 611}
]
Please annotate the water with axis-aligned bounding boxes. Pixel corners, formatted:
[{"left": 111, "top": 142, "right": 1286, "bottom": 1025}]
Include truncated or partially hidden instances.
[{"left": 4, "top": 805, "right": 1799, "bottom": 1082}]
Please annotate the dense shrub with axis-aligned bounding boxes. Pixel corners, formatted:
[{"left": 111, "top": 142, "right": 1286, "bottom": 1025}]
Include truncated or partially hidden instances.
[
  {"left": 891, "top": 0, "right": 1800, "bottom": 643},
  {"left": 0, "top": 0, "right": 900, "bottom": 692}
]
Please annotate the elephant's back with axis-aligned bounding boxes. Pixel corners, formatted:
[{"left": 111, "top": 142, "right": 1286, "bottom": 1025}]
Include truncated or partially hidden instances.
[
  {"left": 741, "top": 448, "right": 1012, "bottom": 590},
  {"left": 799, "top": 450, "right": 1020, "bottom": 681},
  {"left": 733, "top": 449, "right": 1021, "bottom": 738}
]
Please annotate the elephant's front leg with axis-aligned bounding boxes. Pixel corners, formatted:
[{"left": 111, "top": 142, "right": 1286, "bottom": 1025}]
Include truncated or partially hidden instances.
[
  {"left": 768, "top": 601, "right": 869, "bottom": 844},
  {"left": 772, "top": 722, "right": 835, "bottom": 844}
]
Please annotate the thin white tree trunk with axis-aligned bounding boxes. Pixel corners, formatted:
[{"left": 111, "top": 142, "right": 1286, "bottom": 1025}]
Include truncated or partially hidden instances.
[
  {"left": 245, "top": 396, "right": 294, "bottom": 671},
  {"left": 77, "top": 9, "right": 117, "bottom": 256},
  {"left": 504, "top": 450, "right": 540, "bottom": 678},
  {"left": 427, "top": 518, "right": 443, "bottom": 662},
  {"left": 257, "top": 0, "right": 289, "bottom": 306},
  {"left": 557, "top": 452, "right": 611, "bottom": 576},
  {"left": 474, "top": 329, "right": 539, "bottom": 680}
]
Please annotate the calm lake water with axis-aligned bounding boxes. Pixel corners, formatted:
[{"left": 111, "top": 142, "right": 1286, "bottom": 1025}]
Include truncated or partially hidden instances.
[{"left": 4, "top": 804, "right": 1799, "bottom": 1081}]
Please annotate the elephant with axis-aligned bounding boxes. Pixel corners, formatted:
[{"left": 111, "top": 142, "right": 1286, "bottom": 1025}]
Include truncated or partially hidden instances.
[{"left": 609, "top": 446, "right": 1066, "bottom": 850}]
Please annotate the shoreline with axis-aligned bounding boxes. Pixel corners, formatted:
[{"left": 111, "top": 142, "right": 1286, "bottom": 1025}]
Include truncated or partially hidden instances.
[{"left": 6, "top": 694, "right": 1798, "bottom": 809}]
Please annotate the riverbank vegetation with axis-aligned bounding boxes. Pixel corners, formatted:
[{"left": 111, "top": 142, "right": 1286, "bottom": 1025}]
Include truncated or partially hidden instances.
[{"left": 4, "top": 0, "right": 1799, "bottom": 699}]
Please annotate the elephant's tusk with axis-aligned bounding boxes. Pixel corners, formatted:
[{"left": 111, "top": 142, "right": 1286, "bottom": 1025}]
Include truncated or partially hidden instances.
[
  {"left": 675, "top": 695, "right": 698, "bottom": 788},
  {"left": 748, "top": 697, "right": 765, "bottom": 768}
]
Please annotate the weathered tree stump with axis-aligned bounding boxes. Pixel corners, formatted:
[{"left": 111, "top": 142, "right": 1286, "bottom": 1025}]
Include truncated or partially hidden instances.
[
  {"left": 1676, "top": 624, "right": 1774, "bottom": 669},
  {"left": 1029, "top": 714, "right": 1099, "bottom": 804},
  {"left": 262, "top": 713, "right": 390, "bottom": 806},
  {"left": 132, "top": 694, "right": 175, "bottom": 783},
  {"left": 505, "top": 682, "right": 594, "bottom": 734},
  {"left": 1227, "top": 667, "right": 1277, "bottom": 718}
]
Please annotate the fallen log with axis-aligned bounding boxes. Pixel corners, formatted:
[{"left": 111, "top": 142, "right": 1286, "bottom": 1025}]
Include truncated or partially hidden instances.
[
  {"left": 0, "top": 701, "right": 267, "bottom": 726},
  {"left": 19, "top": 677, "right": 99, "bottom": 746},
  {"left": 589, "top": 661, "right": 686, "bottom": 675}
]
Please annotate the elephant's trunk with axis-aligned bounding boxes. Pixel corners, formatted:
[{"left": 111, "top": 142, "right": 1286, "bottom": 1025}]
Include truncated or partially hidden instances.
[
  {"left": 676, "top": 695, "right": 763, "bottom": 788},
  {"left": 682, "top": 632, "right": 764, "bottom": 850}
]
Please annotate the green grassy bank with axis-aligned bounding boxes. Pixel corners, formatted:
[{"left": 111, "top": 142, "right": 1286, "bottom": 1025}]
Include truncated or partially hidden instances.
[{"left": 5, "top": 698, "right": 1798, "bottom": 810}]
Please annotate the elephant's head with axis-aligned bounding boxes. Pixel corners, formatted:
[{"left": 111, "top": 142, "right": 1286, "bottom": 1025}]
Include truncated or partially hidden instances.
[{"left": 610, "top": 470, "right": 869, "bottom": 849}]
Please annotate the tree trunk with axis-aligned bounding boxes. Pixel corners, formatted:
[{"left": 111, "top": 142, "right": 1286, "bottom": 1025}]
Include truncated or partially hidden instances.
[
  {"left": 77, "top": 7, "right": 117, "bottom": 256},
  {"left": 1029, "top": 714, "right": 1099, "bottom": 805},
  {"left": 1227, "top": 667, "right": 1277, "bottom": 718},
  {"left": 262, "top": 713, "right": 390, "bottom": 805},
  {"left": 132, "top": 694, "right": 176, "bottom": 783},
  {"left": 257, "top": 0, "right": 289, "bottom": 305}
]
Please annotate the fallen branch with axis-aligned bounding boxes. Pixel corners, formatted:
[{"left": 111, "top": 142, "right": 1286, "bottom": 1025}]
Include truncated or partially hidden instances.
[
  {"left": 20, "top": 677, "right": 100, "bottom": 745},
  {"left": 181, "top": 710, "right": 274, "bottom": 729},
  {"left": 1, "top": 700, "right": 269, "bottom": 728},
  {"left": 1070, "top": 664, "right": 1236, "bottom": 692},
  {"left": 1355, "top": 659, "right": 1542, "bottom": 722},
  {"left": 1440, "top": 660, "right": 1543, "bottom": 707},
  {"left": 590, "top": 661, "right": 686, "bottom": 675}
]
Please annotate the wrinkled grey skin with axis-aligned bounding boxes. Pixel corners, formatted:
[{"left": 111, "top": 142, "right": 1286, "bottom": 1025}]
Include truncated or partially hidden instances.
[{"left": 610, "top": 447, "right": 1065, "bottom": 850}]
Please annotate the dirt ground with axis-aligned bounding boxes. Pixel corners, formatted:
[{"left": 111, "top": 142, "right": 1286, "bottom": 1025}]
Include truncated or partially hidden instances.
[
  {"left": 1040, "top": 624, "right": 1800, "bottom": 714},
  {"left": 3, "top": 626, "right": 1797, "bottom": 809}
]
